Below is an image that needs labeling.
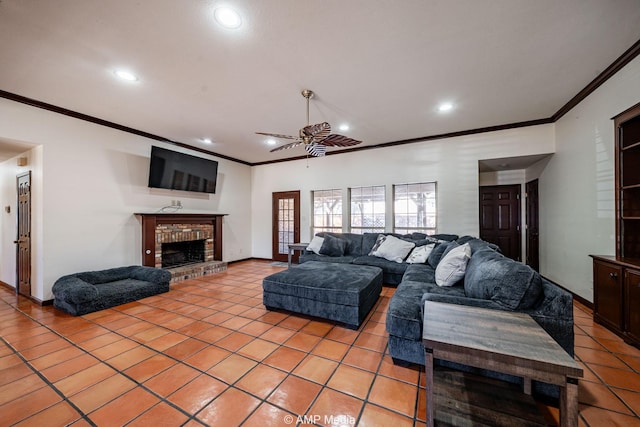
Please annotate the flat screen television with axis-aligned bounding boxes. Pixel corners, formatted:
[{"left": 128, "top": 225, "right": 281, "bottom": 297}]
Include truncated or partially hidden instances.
[{"left": 148, "top": 146, "right": 218, "bottom": 194}]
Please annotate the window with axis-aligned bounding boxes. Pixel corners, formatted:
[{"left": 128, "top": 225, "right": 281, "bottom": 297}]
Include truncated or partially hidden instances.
[
  {"left": 349, "top": 185, "right": 385, "bottom": 234},
  {"left": 393, "top": 182, "right": 437, "bottom": 234},
  {"left": 312, "top": 189, "right": 342, "bottom": 234}
]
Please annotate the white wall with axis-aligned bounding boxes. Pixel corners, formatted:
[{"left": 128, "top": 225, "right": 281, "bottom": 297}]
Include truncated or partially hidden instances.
[
  {"left": 540, "top": 55, "right": 640, "bottom": 301},
  {"left": 0, "top": 99, "right": 252, "bottom": 301},
  {"left": 251, "top": 124, "right": 555, "bottom": 259}
]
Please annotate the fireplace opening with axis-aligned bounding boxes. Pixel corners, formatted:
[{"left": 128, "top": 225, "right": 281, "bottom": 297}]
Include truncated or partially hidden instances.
[{"left": 161, "top": 239, "right": 206, "bottom": 268}]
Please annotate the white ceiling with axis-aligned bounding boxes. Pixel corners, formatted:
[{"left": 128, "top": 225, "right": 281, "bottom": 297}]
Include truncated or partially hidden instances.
[{"left": 1, "top": 0, "right": 639, "bottom": 164}]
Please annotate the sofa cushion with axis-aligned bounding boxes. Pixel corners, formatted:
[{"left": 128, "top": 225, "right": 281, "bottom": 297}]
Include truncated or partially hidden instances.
[
  {"left": 427, "top": 241, "right": 452, "bottom": 268},
  {"left": 362, "top": 233, "right": 381, "bottom": 254},
  {"left": 386, "top": 279, "right": 465, "bottom": 340},
  {"left": 456, "top": 236, "right": 501, "bottom": 253},
  {"left": 317, "top": 232, "right": 363, "bottom": 256},
  {"left": 370, "top": 235, "right": 416, "bottom": 263},
  {"left": 299, "top": 253, "right": 356, "bottom": 264},
  {"left": 431, "top": 233, "right": 458, "bottom": 242},
  {"left": 319, "top": 234, "right": 347, "bottom": 257},
  {"left": 306, "top": 235, "right": 324, "bottom": 254},
  {"left": 402, "top": 263, "right": 436, "bottom": 283},
  {"left": 406, "top": 244, "right": 435, "bottom": 264},
  {"left": 435, "top": 243, "right": 471, "bottom": 287},
  {"left": 352, "top": 255, "right": 410, "bottom": 276},
  {"left": 464, "top": 248, "right": 543, "bottom": 310}
]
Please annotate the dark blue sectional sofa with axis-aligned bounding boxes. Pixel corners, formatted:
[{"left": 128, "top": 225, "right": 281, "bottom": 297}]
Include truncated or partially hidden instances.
[{"left": 299, "top": 232, "right": 574, "bottom": 399}]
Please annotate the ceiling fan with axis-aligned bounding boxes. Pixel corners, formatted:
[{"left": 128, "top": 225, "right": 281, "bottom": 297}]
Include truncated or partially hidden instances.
[{"left": 256, "top": 89, "right": 362, "bottom": 157}]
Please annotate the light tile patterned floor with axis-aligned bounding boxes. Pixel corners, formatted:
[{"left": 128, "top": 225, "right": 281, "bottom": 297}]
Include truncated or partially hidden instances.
[{"left": 0, "top": 260, "right": 639, "bottom": 426}]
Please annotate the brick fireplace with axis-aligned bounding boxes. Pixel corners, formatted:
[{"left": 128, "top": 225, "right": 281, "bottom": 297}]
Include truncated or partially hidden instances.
[{"left": 135, "top": 213, "right": 227, "bottom": 283}]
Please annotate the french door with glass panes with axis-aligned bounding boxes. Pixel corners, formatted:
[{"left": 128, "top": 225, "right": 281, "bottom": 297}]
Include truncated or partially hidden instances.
[{"left": 272, "top": 191, "right": 300, "bottom": 262}]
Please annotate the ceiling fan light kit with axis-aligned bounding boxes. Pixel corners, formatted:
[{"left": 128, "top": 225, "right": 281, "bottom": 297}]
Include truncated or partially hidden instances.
[{"left": 256, "top": 89, "right": 362, "bottom": 157}]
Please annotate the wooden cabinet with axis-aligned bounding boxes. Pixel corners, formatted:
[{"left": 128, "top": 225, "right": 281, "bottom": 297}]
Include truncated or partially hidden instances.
[
  {"left": 616, "top": 102, "right": 640, "bottom": 258},
  {"left": 593, "top": 258, "right": 623, "bottom": 332},
  {"left": 591, "top": 103, "right": 640, "bottom": 348},
  {"left": 626, "top": 269, "right": 640, "bottom": 344},
  {"left": 591, "top": 255, "right": 640, "bottom": 348}
]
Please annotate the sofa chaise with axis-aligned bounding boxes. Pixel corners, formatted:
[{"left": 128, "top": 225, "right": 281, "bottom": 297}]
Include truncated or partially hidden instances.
[{"left": 298, "top": 232, "right": 574, "bottom": 399}]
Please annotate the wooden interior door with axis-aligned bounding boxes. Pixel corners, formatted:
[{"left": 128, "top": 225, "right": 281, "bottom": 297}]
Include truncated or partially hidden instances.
[
  {"left": 16, "top": 171, "right": 31, "bottom": 297},
  {"left": 526, "top": 179, "right": 539, "bottom": 271},
  {"left": 272, "top": 191, "right": 300, "bottom": 262},
  {"left": 479, "top": 184, "right": 521, "bottom": 261}
]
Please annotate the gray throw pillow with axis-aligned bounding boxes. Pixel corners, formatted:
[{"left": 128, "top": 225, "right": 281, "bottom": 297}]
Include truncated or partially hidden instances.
[
  {"left": 319, "top": 234, "right": 347, "bottom": 257},
  {"left": 427, "top": 242, "right": 452, "bottom": 268}
]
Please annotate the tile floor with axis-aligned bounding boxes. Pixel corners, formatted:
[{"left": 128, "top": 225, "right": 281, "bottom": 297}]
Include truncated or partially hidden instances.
[{"left": 1, "top": 260, "right": 640, "bottom": 426}]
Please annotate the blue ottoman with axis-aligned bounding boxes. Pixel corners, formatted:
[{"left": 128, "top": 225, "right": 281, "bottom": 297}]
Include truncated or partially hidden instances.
[{"left": 262, "top": 261, "right": 383, "bottom": 329}]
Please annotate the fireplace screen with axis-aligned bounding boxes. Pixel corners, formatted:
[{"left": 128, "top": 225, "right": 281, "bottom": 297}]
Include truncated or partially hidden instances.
[{"left": 161, "top": 239, "right": 206, "bottom": 268}]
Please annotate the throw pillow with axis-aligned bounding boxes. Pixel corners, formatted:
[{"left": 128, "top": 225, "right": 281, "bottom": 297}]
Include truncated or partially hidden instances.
[
  {"left": 368, "top": 234, "right": 387, "bottom": 255},
  {"left": 306, "top": 235, "right": 324, "bottom": 254},
  {"left": 427, "top": 241, "right": 451, "bottom": 267},
  {"left": 406, "top": 244, "right": 435, "bottom": 264},
  {"left": 435, "top": 243, "right": 471, "bottom": 287},
  {"left": 370, "top": 234, "right": 416, "bottom": 263},
  {"left": 319, "top": 234, "right": 347, "bottom": 257}
]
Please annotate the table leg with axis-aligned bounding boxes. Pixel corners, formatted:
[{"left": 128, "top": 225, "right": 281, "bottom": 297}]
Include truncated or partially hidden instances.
[
  {"left": 523, "top": 377, "right": 532, "bottom": 395},
  {"left": 288, "top": 248, "right": 293, "bottom": 268},
  {"left": 425, "top": 348, "right": 434, "bottom": 427},
  {"left": 560, "top": 377, "right": 579, "bottom": 427}
]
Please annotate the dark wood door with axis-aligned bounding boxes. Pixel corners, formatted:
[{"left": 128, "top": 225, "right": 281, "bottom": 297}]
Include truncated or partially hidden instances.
[
  {"left": 272, "top": 191, "right": 300, "bottom": 263},
  {"left": 479, "top": 184, "right": 521, "bottom": 261},
  {"left": 526, "top": 179, "right": 539, "bottom": 271},
  {"left": 16, "top": 171, "right": 31, "bottom": 297}
]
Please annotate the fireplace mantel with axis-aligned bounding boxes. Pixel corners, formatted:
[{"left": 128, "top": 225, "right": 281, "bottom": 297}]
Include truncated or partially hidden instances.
[{"left": 135, "top": 213, "right": 226, "bottom": 267}]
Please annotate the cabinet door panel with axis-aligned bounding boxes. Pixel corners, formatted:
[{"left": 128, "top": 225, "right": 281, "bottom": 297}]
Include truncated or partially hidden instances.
[
  {"left": 626, "top": 269, "right": 640, "bottom": 343},
  {"left": 594, "top": 261, "right": 623, "bottom": 331}
]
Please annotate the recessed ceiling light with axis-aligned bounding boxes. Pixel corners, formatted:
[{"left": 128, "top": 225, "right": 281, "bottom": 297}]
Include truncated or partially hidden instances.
[
  {"left": 438, "top": 102, "right": 453, "bottom": 112},
  {"left": 339, "top": 124, "right": 350, "bottom": 131},
  {"left": 202, "top": 138, "right": 212, "bottom": 144},
  {"left": 114, "top": 70, "right": 138, "bottom": 82},
  {"left": 214, "top": 7, "right": 242, "bottom": 29},
  {"left": 266, "top": 139, "right": 277, "bottom": 146}
]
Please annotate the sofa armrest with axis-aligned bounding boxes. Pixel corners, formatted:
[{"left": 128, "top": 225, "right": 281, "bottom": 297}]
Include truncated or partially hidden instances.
[
  {"left": 422, "top": 290, "right": 575, "bottom": 357},
  {"left": 52, "top": 276, "right": 98, "bottom": 304},
  {"left": 421, "top": 293, "right": 505, "bottom": 311},
  {"left": 129, "top": 266, "right": 171, "bottom": 284}
]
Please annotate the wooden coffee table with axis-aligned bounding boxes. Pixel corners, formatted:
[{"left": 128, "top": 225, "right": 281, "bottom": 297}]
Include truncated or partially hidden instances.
[{"left": 422, "top": 301, "right": 583, "bottom": 427}]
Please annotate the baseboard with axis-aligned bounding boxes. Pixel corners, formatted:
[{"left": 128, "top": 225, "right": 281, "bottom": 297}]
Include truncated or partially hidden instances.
[
  {"left": 0, "top": 281, "right": 53, "bottom": 306},
  {"left": 541, "top": 275, "right": 593, "bottom": 309},
  {"left": 228, "top": 257, "right": 273, "bottom": 264}
]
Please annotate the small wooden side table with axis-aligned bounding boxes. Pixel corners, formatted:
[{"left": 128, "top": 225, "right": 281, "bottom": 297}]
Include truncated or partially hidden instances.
[
  {"left": 287, "top": 243, "right": 308, "bottom": 268},
  {"left": 422, "top": 301, "right": 583, "bottom": 427}
]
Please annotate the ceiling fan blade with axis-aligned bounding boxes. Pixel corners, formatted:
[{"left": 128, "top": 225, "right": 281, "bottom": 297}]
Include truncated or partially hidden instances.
[
  {"left": 270, "top": 141, "right": 303, "bottom": 152},
  {"left": 255, "top": 131, "right": 298, "bottom": 140},
  {"left": 304, "top": 143, "right": 327, "bottom": 157},
  {"left": 318, "top": 134, "right": 362, "bottom": 147},
  {"left": 302, "top": 122, "right": 331, "bottom": 141}
]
